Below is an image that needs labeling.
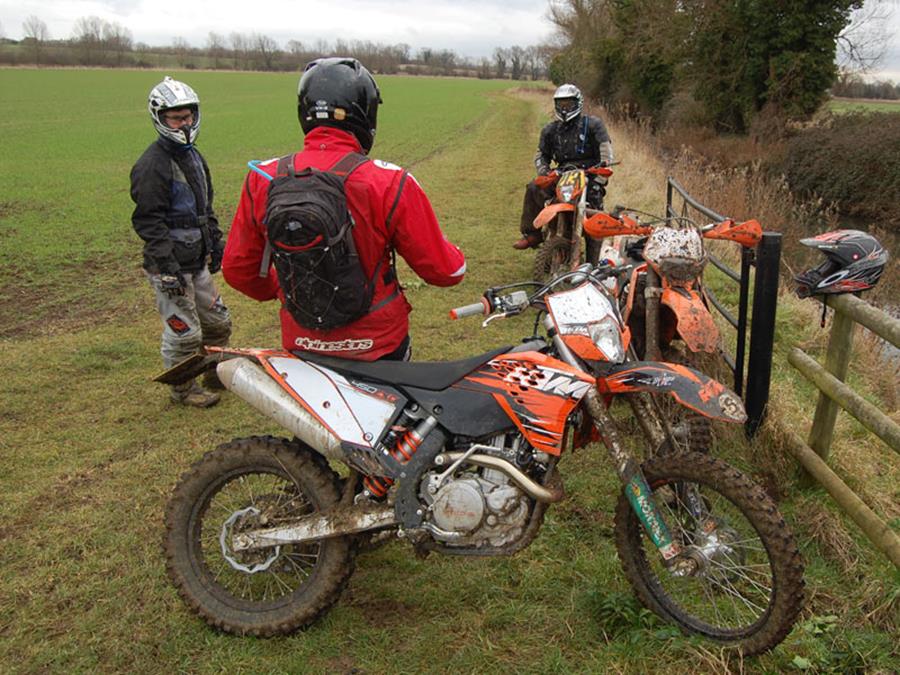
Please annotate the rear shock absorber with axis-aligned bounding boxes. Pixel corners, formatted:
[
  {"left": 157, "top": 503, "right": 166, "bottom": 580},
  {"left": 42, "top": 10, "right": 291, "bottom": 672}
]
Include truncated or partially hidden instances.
[{"left": 363, "top": 414, "right": 439, "bottom": 498}]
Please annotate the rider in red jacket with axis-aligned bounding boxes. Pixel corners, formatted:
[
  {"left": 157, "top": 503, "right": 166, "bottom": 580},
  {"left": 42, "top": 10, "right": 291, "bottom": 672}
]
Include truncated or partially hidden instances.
[{"left": 223, "top": 57, "right": 465, "bottom": 361}]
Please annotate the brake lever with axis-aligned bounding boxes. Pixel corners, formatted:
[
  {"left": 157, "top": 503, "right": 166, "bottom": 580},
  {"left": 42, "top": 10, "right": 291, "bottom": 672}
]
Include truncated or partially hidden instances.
[{"left": 482, "top": 312, "right": 509, "bottom": 327}]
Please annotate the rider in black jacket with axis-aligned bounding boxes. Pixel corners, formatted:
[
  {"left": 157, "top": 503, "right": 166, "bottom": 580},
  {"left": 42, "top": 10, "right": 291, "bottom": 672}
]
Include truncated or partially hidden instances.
[
  {"left": 513, "top": 84, "right": 614, "bottom": 250},
  {"left": 130, "top": 76, "right": 232, "bottom": 408}
]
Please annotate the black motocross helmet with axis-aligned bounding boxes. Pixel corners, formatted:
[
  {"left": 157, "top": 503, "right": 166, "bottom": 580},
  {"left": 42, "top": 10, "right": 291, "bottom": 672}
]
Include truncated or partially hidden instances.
[
  {"left": 298, "top": 57, "right": 382, "bottom": 153},
  {"left": 794, "top": 229, "right": 888, "bottom": 298}
]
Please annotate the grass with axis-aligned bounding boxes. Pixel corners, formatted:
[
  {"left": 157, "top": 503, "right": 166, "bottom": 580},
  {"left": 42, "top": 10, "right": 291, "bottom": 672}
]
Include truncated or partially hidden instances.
[
  {"left": 828, "top": 97, "right": 900, "bottom": 114},
  {"left": 1, "top": 68, "right": 898, "bottom": 673}
]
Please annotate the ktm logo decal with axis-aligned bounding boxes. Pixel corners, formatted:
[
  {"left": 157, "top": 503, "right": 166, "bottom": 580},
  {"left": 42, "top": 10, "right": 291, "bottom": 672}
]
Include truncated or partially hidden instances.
[{"left": 531, "top": 373, "right": 591, "bottom": 398}]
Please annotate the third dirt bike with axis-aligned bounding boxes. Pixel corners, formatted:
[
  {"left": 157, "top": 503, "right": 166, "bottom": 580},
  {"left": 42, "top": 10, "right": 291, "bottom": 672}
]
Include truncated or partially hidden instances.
[
  {"left": 531, "top": 164, "right": 613, "bottom": 282},
  {"left": 584, "top": 208, "right": 763, "bottom": 453}
]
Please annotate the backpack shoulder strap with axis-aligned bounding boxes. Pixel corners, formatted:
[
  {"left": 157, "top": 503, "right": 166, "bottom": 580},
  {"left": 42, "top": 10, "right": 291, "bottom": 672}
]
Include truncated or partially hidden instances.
[
  {"left": 274, "top": 154, "right": 296, "bottom": 178},
  {"left": 329, "top": 152, "right": 369, "bottom": 180}
]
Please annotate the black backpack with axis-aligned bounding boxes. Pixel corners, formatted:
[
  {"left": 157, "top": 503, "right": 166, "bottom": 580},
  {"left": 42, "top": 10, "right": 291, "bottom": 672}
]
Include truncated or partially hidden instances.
[{"left": 263, "top": 152, "right": 395, "bottom": 330}]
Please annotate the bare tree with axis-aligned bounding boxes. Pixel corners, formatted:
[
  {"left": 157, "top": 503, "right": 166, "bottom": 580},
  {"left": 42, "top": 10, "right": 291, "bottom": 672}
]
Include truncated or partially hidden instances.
[
  {"left": 837, "top": 0, "right": 893, "bottom": 74},
  {"left": 206, "top": 32, "right": 226, "bottom": 69},
  {"left": 103, "top": 21, "right": 132, "bottom": 66},
  {"left": 509, "top": 45, "right": 526, "bottom": 80},
  {"left": 252, "top": 33, "right": 279, "bottom": 70},
  {"left": 172, "top": 36, "right": 191, "bottom": 67},
  {"left": 72, "top": 16, "right": 105, "bottom": 65},
  {"left": 493, "top": 47, "right": 508, "bottom": 79},
  {"left": 22, "top": 15, "right": 49, "bottom": 65},
  {"left": 230, "top": 32, "right": 247, "bottom": 70}
]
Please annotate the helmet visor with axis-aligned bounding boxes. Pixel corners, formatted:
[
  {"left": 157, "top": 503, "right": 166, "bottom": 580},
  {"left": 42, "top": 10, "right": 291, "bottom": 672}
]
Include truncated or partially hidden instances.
[{"left": 556, "top": 98, "right": 580, "bottom": 115}]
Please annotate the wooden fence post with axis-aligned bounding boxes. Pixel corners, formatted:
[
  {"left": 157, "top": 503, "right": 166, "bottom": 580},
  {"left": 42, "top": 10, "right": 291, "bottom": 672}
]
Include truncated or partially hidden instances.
[{"left": 801, "top": 307, "right": 856, "bottom": 484}]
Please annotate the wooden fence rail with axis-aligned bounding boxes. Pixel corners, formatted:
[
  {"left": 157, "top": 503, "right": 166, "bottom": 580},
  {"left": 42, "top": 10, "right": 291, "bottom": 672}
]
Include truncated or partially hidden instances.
[{"left": 785, "top": 292, "right": 900, "bottom": 568}]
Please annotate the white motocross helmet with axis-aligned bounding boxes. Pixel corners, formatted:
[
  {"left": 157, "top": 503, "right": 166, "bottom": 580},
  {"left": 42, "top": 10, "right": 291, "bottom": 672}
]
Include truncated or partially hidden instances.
[
  {"left": 553, "top": 83, "right": 583, "bottom": 123},
  {"left": 148, "top": 76, "right": 201, "bottom": 146}
]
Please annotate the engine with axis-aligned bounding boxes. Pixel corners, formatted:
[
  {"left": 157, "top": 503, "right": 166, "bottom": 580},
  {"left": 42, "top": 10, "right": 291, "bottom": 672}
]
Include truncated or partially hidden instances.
[{"left": 417, "top": 434, "right": 538, "bottom": 549}]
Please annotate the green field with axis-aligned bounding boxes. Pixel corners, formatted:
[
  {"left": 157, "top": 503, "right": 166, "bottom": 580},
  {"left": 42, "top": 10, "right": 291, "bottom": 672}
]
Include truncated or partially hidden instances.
[
  {"left": 1, "top": 69, "right": 897, "bottom": 674},
  {"left": 828, "top": 97, "right": 900, "bottom": 114}
]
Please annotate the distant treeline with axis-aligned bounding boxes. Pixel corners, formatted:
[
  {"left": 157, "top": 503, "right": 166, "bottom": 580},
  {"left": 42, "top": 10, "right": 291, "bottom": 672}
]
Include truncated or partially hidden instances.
[
  {"left": 831, "top": 73, "right": 900, "bottom": 101},
  {"left": 1, "top": 15, "right": 550, "bottom": 80}
]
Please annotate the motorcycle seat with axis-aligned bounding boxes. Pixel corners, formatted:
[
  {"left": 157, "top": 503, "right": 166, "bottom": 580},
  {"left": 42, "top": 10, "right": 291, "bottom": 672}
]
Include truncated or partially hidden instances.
[{"left": 297, "top": 346, "right": 513, "bottom": 391}]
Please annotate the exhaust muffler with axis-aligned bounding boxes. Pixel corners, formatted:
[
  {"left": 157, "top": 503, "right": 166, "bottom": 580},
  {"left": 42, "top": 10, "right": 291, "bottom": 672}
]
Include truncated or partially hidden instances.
[{"left": 216, "top": 358, "right": 343, "bottom": 461}]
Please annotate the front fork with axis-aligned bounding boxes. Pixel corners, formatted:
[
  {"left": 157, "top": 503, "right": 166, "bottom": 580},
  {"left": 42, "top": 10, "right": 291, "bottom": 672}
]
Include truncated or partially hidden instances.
[{"left": 583, "top": 388, "right": 682, "bottom": 563}]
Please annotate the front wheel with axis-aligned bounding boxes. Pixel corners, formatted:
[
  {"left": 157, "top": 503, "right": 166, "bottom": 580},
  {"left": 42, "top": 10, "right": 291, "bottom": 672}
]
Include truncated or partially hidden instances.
[
  {"left": 533, "top": 235, "right": 578, "bottom": 282},
  {"left": 163, "top": 436, "right": 355, "bottom": 636},
  {"left": 614, "top": 452, "right": 804, "bottom": 655}
]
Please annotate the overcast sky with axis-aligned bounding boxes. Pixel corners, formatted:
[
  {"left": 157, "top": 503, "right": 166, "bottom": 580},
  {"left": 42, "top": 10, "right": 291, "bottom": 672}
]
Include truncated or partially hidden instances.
[
  {"left": 0, "top": 0, "right": 555, "bottom": 60},
  {"left": 1, "top": 0, "right": 898, "bottom": 79}
]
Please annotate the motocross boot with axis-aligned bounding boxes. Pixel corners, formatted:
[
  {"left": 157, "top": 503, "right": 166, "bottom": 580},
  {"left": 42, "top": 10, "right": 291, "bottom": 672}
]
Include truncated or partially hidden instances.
[
  {"left": 170, "top": 379, "right": 220, "bottom": 408},
  {"left": 201, "top": 368, "right": 226, "bottom": 391},
  {"left": 513, "top": 234, "right": 542, "bottom": 250}
]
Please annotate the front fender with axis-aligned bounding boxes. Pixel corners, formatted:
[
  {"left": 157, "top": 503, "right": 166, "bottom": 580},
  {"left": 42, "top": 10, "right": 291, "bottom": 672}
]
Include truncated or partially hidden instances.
[
  {"left": 596, "top": 361, "right": 746, "bottom": 423},
  {"left": 533, "top": 203, "right": 575, "bottom": 229},
  {"left": 660, "top": 287, "right": 719, "bottom": 353}
]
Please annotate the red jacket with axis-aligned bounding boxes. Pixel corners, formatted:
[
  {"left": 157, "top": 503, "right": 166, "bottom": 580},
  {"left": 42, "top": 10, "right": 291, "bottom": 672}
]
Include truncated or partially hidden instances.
[{"left": 223, "top": 127, "right": 466, "bottom": 360}]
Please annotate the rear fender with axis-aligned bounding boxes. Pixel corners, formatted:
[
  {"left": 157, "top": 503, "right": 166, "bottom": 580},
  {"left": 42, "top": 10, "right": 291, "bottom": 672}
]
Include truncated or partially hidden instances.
[
  {"left": 596, "top": 361, "right": 746, "bottom": 423},
  {"left": 533, "top": 203, "right": 575, "bottom": 229},
  {"left": 152, "top": 346, "right": 267, "bottom": 385},
  {"left": 660, "top": 287, "right": 719, "bottom": 353}
]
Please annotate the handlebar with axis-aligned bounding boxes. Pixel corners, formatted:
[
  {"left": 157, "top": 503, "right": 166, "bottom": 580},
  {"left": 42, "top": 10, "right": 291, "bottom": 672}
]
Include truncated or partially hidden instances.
[
  {"left": 448, "top": 265, "right": 633, "bottom": 324},
  {"left": 449, "top": 299, "right": 490, "bottom": 320}
]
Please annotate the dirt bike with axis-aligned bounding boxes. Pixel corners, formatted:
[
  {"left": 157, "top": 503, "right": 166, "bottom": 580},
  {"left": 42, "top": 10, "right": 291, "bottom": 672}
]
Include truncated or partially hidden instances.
[
  {"left": 531, "top": 164, "right": 613, "bottom": 282},
  {"left": 584, "top": 208, "right": 763, "bottom": 453},
  {"left": 158, "top": 262, "right": 803, "bottom": 655}
]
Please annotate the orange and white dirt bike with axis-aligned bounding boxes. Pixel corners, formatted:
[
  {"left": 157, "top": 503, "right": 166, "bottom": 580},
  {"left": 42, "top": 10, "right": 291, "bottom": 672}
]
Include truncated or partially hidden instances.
[
  {"left": 532, "top": 164, "right": 614, "bottom": 282},
  {"left": 584, "top": 208, "right": 763, "bottom": 452},
  {"left": 157, "top": 263, "right": 802, "bottom": 654}
]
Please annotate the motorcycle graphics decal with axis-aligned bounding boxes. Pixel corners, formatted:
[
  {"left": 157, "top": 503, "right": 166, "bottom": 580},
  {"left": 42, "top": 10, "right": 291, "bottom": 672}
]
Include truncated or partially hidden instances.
[
  {"left": 660, "top": 287, "right": 719, "bottom": 353},
  {"left": 454, "top": 352, "right": 594, "bottom": 455},
  {"left": 266, "top": 356, "right": 398, "bottom": 447},
  {"left": 596, "top": 361, "right": 747, "bottom": 423}
]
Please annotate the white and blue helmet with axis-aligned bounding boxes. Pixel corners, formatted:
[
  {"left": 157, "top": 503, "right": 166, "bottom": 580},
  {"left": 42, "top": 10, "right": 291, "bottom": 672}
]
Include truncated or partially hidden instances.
[
  {"left": 553, "top": 83, "right": 583, "bottom": 123},
  {"left": 148, "top": 76, "right": 201, "bottom": 146}
]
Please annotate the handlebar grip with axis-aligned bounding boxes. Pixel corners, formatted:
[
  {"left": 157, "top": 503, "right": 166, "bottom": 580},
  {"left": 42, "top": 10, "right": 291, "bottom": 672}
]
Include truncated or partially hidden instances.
[{"left": 449, "top": 299, "right": 490, "bottom": 320}]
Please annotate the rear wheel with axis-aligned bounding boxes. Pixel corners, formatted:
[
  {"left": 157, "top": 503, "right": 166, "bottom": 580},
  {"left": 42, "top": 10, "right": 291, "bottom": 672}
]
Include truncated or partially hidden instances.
[
  {"left": 164, "top": 436, "right": 355, "bottom": 636},
  {"left": 614, "top": 452, "right": 804, "bottom": 655}
]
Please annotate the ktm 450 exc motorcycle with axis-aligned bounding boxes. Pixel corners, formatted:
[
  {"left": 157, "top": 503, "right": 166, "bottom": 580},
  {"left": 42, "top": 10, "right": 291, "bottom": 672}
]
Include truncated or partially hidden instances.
[
  {"left": 532, "top": 164, "right": 613, "bottom": 282},
  {"left": 159, "top": 263, "right": 803, "bottom": 655}
]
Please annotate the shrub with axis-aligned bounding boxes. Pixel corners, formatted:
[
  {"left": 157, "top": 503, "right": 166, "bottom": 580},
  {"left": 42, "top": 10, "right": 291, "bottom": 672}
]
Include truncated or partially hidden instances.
[{"left": 780, "top": 112, "right": 900, "bottom": 233}]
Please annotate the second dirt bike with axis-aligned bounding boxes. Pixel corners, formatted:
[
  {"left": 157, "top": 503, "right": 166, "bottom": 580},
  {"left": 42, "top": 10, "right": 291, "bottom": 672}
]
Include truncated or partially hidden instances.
[
  {"left": 532, "top": 164, "right": 613, "bottom": 282},
  {"left": 159, "top": 263, "right": 803, "bottom": 655},
  {"left": 584, "top": 209, "right": 763, "bottom": 453}
]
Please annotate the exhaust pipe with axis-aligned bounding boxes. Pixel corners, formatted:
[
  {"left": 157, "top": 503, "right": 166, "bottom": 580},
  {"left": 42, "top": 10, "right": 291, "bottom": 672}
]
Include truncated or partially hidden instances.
[{"left": 216, "top": 358, "right": 343, "bottom": 462}]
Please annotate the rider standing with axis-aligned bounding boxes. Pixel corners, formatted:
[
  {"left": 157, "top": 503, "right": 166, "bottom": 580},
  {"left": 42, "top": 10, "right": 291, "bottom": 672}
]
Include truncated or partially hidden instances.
[
  {"left": 222, "top": 57, "right": 466, "bottom": 362},
  {"left": 131, "top": 76, "right": 232, "bottom": 407},
  {"left": 513, "top": 84, "right": 614, "bottom": 250}
]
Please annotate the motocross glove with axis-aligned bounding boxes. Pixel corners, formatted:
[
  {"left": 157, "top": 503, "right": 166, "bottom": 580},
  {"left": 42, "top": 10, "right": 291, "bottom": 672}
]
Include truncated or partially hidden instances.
[
  {"left": 536, "top": 164, "right": 551, "bottom": 177},
  {"left": 159, "top": 272, "right": 187, "bottom": 298},
  {"left": 208, "top": 243, "right": 224, "bottom": 274}
]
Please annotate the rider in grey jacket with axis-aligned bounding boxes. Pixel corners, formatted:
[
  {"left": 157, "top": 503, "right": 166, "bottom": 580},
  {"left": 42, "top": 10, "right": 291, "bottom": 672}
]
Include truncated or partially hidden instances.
[{"left": 514, "top": 84, "right": 613, "bottom": 250}]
